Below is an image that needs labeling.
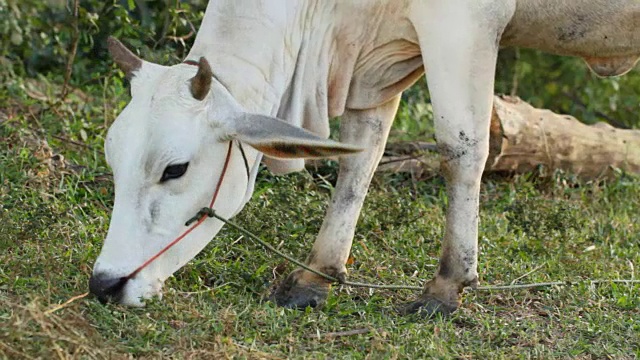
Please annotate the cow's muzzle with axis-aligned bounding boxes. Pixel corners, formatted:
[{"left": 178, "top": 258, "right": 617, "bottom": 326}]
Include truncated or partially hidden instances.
[{"left": 89, "top": 273, "right": 128, "bottom": 303}]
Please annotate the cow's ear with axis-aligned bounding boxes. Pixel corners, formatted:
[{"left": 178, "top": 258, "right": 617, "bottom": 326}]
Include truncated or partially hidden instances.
[{"left": 231, "top": 113, "right": 363, "bottom": 159}]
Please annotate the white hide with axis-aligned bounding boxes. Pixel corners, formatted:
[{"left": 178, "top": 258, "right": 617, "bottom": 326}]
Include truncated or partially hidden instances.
[{"left": 94, "top": 0, "right": 640, "bottom": 306}]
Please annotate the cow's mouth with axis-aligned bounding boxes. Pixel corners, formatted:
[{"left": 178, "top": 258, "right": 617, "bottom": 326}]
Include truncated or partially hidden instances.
[
  {"left": 89, "top": 272, "right": 163, "bottom": 306},
  {"left": 89, "top": 274, "right": 129, "bottom": 304}
]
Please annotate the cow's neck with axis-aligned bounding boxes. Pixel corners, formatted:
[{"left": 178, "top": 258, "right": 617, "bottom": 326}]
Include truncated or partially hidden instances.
[
  {"left": 185, "top": 0, "right": 421, "bottom": 128},
  {"left": 185, "top": 1, "right": 303, "bottom": 117}
]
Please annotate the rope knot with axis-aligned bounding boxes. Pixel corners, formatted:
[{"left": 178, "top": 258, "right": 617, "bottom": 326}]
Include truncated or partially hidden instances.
[{"left": 185, "top": 207, "right": 216, "bottom": 226}]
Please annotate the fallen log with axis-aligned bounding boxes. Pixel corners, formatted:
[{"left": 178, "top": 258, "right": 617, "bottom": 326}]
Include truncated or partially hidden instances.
[{"left": 486, "top": 95, "right": 640, "bottom": 178}]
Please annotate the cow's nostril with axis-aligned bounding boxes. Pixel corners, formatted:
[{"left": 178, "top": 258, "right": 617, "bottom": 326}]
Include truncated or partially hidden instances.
[{"left": 89, "top": 273, "right": 128, "bottom": 304}]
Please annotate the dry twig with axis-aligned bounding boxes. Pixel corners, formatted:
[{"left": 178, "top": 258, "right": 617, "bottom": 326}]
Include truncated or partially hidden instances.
[
  {"left": 44, "top": 292, "right": 89, "bottom": 315},
  {"left": 61, "top": 0, "right": 80, "bottom": 100},
  {"left": 510, "top": 263, "right": 546, "bottom": 285}
]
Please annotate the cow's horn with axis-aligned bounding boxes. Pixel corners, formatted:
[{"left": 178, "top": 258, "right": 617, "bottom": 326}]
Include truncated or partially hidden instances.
[
  {"left": 190, "top": 57, "right": 212, "bottom": 101},
  {"left": 107, "top": 37, "right": 142, "bottom": 80}
]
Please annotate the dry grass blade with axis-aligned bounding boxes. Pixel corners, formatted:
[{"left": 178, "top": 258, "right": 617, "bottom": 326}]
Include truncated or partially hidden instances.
[
  {"left": 307, "top": 328, "right": 371, "bottom": 339},
  {"left": 44, "top": 292, "right": 89, "bottom": 315},
  {"left": 0, "top": 342, "right": 37, "bottom": 360}
]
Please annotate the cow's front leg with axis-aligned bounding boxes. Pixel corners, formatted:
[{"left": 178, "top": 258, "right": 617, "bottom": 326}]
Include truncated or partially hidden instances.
[
  {"left": 272, "top": 96, "right": 401, "bottom": 309},
  {"left": 402, "top": 0, "right": 516, "bottom": 316}
]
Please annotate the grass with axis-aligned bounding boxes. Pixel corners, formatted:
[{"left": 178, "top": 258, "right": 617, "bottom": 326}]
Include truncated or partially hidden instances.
[{"left": 1, "top": 68, "right": 639, "bottom": 359}]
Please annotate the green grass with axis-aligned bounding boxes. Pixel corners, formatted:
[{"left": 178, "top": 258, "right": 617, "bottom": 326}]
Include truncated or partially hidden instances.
[{"left": 1, "top": 71, "right": 639, "bottom": 359}]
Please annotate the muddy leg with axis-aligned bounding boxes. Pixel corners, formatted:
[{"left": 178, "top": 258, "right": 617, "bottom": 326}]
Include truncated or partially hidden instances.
[
  {"left": 272, "top": 96, "right": 401, "bottom": 309},
  {"left": 402, "top": 0, "right": 515, "bottom": 316}
]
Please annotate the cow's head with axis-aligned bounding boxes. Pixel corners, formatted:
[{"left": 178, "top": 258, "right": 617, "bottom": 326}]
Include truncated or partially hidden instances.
[{"left": 89, "top": 38, "right": 360, "bottom": 306}]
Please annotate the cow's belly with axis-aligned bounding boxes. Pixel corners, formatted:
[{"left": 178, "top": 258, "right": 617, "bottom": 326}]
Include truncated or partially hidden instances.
[{"left": 332, "top": 2, "right": 424, "bottom": 111}]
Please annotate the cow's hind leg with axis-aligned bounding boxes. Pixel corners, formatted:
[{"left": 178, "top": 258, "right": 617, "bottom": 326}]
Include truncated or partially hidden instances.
[
  {"left": 271, "top": 96, "right": 401, "bottom": 309},
  {"left": 402, "top": 0, "right": 516, "bottom": 316}
]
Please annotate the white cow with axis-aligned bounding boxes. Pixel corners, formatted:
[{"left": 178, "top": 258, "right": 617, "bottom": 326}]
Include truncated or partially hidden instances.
[{"left": 90, "top": 0, "right": 640, "bottom": 315}]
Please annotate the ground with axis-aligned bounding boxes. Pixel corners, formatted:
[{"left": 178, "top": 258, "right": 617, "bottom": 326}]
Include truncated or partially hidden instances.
[{"left": 0, "top": 72, "right": 639, "bottom": 359}]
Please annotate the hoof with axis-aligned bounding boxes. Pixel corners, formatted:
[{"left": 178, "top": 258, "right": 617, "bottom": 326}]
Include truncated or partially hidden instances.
[
  {"left": 270, "top": 268, "right": 331, "bottom": 309},
  {"left": 399, "top": 278, "right": 462, "bottom": 317}
]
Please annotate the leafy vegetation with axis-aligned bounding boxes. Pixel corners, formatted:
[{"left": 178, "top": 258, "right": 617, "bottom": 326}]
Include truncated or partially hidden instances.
[{"left": 1, "top": 1, "right": 639, "bottom": 358}]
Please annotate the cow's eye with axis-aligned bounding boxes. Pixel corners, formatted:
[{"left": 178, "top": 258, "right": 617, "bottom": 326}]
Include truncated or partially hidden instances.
[{"left": 160, "top": 163, "right": 189, "bottom": 182}]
